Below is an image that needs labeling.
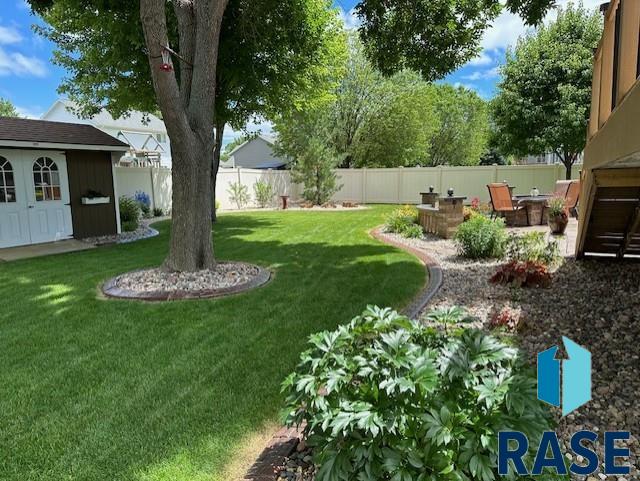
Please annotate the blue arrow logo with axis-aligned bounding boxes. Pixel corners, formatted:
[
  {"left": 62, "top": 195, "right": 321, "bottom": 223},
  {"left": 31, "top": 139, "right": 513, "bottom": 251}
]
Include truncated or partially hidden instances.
[{"left": 537, "top": 337, "right": 591, "bottom": 416}]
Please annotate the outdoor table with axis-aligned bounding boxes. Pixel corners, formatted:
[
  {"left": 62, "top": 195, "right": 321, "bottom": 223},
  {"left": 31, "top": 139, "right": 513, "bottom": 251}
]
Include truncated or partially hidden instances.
[{"left": 513, "top": 195, "right": 550, "bottom": 226}]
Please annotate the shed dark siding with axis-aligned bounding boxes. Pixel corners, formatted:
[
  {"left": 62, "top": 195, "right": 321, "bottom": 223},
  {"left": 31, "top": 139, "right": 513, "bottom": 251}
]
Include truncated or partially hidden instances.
[{"left": 66, "top": 150, "right": 117, "bottom": 238}]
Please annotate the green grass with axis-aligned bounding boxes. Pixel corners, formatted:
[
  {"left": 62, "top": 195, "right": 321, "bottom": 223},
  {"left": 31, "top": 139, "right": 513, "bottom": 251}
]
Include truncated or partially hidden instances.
[{"left": 0, "top": 206, "right": 424, "bottom": 481}]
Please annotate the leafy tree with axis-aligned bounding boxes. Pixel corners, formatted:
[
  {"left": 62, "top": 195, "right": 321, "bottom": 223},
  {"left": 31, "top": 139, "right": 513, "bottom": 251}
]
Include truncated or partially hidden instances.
[
  {"left": 355, "top": 0, "right": 556, "bottom": 81},
  {"left": 29, "top": 0, "right": 343, "bottom": 271},
  {"left": 353, "top": 72, "right": 437, "bottom": 167},
  {"left": 0, "top": 98, "right": 19, "bottom": 117},
  {"left": 276, "top": 109, "right": 341, "bottom": 205},
  {"left": 479, "top": 148, "right": 507, "bottom": 165},
  {"left": 427, "top": 85, "right": 490, "bottom": 166},
  {"left": 491, "top": 3, "right": 602, "bottom": 179}
]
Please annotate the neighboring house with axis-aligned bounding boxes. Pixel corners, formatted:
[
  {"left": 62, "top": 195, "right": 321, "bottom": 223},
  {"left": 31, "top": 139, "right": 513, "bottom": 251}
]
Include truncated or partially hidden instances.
[
  {"left": 576, "top": 0, "right": 640, "bottom": 259},
  {"left": 517, "top": 152, "right": 583, "bottom": 165},
  {"left": 222, "top": 135, "right": 288, "bottom": 169},
  {"left": 0, "top": 117, "right": 129, "bottom": 248},
  {"left": 42, "top": 99, "right": 171, "bottom": 167}
]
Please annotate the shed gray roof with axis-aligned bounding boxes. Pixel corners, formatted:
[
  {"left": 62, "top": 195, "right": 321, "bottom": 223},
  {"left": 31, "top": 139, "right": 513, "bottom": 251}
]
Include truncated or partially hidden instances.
[{"left": 0, "top": 117, "right": 129, "bottom": 149}]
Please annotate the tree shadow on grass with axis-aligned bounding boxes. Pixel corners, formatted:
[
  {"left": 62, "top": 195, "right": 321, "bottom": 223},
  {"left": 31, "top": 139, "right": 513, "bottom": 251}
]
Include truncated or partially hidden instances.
[{"left": 0, "top": 210, "right": 424, "bottom": 481}]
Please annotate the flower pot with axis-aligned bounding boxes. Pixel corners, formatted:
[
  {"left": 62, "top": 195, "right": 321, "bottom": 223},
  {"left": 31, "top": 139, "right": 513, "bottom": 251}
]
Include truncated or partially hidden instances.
[{"left": 548, "top": 215, "right": 568, "bottom": 235}]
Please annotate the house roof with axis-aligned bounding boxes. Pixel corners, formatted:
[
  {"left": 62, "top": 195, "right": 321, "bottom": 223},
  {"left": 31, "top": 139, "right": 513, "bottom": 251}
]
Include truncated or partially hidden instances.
[
  {"left": 254, "top": 160, "right": 287, "bottom": 169},
  {"left": 42, "top": 99, "right": 167, "bottom": 133},
  {"left": 0, "top": 117, "right": 130, "bottom": 150},
  {"left": 228, "top": 134, "right": 276, "bottom": 157}
]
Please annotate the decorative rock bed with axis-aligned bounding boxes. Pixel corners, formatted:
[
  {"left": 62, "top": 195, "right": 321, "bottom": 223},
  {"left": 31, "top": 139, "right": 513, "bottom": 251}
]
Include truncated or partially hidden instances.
[
  {"left": 82, "top": 217, "right": 163, "bottom": 246},
  {"left": 102, "top": 261, "right": 271, "bottom": 301}
]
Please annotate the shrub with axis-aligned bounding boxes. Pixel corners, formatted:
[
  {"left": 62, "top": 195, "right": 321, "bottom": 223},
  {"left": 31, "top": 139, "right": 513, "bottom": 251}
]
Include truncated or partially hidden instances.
[
  {"left": 253, "top": 180, "right": 274, "bottom": 208},
  {"left": 454, "top": 215, "right": 506, "bottom": 259},
  {"left": 152, "top": 207, "right": 163, "bottom": 217},
  {"left": 119, "top": 196, "right": 140, "bottom": 231},
  {"left": 282, "top": 306, "right": 555, "bottom": 481},
  {"left": 489, "top": 306, "right": 523, "bottom": 332},
  {"left": 547, "top": 195, "right": 568, "bottom": 219},
  {"left": 425, "top": 305, "right": 473, "bottom": 333},
  {"left": 384, "top": 205, "right": 418, "bottom": 234},
  {"left": 490, "top": 260, "right": 552, "bottom": 288},
  {"left": 401, "top": 223, "right": 423, "bottom": 239},
  {"left": 228, "top": 181, "right": 250, "bottom": 209},
  {"left": 504, "top": 232, "right": 562, "bottom": 267},
  {"left": 134, "top": 191, "right": 151, "bottom": 218}
]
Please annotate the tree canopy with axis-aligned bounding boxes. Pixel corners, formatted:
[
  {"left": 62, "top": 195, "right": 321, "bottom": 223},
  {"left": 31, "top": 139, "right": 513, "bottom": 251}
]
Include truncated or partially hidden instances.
[
  {"left": 0, "top": 98, "right": 19, "bottom": 117},
  {"left": 491, "top": 2, "right": 602, "bottom": 178}
]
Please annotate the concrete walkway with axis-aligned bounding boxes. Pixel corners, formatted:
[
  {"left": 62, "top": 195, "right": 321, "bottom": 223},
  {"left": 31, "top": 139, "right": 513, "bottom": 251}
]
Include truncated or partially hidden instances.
[{"left": 0, "top": 239, "right": 95, "bottom": 262}]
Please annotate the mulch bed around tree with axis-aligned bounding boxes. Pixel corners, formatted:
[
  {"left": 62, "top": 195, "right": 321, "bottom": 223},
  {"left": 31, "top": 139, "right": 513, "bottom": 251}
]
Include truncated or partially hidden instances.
[{"left": 102, "top": 261, "right": 271, "bottom": 301}]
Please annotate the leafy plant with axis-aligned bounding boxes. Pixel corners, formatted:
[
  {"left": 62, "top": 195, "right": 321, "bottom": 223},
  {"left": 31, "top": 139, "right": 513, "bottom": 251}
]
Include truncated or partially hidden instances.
[
  {"left": 425, "top": 306, "right": 473, "bottom": 333},
  {"left": 504, "top": 232, "right": 562, "bottom": 268},
  {"left": 490, "top": 261, "right": 552, "bottom": 288},
  {"left": 489, "top": 306, "right": 523, "bottom": 332},
  {"left": 152, "top": 207, "right": 163, "bottom": 217},
  {"left": 455, "top": 215, "right": 506, "bottom": 259},
  {"left": 384, "top": 205, "right": 418, "bottom": 234},
  {"left": 133, "top": 190, "right": 151, "bottom": 218},
  {"left": 546, "top": 196, "right": 569, "bottom": 219},
  {"left": 253, "top": 180, "right": 274, "bottom": 208},
  {"left": 119, "top": 196, "right": 140, "bottom": 231},
  {"left": 282, "top": 306, "right": 557, "bottom": 481},
  {"left": 401, "top": 223, "right": 423, "bottom": 239},
  {"left": 228, "top": 181, "right": 250, "bottom": 209}
]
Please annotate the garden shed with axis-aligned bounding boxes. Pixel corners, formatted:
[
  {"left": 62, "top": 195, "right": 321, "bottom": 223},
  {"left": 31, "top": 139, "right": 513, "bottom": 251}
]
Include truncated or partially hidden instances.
[{"left": 0, "top": 117, "right": 129, "bottom": 248}]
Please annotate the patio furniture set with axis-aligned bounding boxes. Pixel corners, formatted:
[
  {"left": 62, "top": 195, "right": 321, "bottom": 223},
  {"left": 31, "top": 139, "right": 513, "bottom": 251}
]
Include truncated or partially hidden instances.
[{"left": 487, "top": 180, "right": 580, "bottom": 227}]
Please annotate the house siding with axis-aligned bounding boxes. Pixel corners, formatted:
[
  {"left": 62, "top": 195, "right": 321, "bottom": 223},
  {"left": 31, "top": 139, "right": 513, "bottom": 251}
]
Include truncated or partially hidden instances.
[{"left": 229, "top": 137, "right": 287, "bottom": 169}]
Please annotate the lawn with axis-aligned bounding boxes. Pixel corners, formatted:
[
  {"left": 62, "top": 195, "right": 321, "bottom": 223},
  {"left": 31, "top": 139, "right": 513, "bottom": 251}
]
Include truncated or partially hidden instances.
[{"left": 0, "top": 206, "right": 424, "bottom": 481}]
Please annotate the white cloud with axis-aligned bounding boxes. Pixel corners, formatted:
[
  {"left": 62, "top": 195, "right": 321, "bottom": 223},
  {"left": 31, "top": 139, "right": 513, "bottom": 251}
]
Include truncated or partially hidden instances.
[
  {"left": 0, "top": 25, "right": 22, "bottom": 45},
  {"left": 463, "top": 66, "right": 500, "bottom": 81},
  {"left": 338, "top": 7, "right": 361, "bottom": 31},
  {"left": 0, "top": 47, "right": 47, "bottom": 77},
  {"left": 467, "top": 52, "right": 493, "bottom": 67},
  {"left": 15, "top": 104, "right": 44, "bottom": 119}
]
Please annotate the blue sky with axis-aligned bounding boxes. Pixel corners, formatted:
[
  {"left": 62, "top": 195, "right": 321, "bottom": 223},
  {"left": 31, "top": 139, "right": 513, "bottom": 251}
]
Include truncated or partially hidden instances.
[{"left": 0, "top": 0, "right": 599, "bottom": 135}]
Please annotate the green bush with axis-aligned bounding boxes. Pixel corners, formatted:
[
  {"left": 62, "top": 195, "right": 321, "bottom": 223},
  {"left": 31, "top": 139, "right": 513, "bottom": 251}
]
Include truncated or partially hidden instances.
[
  {"left": 504, "top": 232, "right": 562, "bottom": 267},
  {"left": 401, "top": 223, "right": 423, "bottom": 239},
  {"left": 152, "top": 207, "right": 163, "bottom": 217},
  {"left": 253, "top": 180, "right": 274, "bottom": 208},
  {"left": 119, "top": 196, "right": 140, "bottom": 231},
  {"left": 228, "top": 181, "right": 250, "bottom": 209},
  {"left": 385, "top": 205, "right": 418, "bottom": 234},
  {"left": 282, "top": 306, "right": 556, "bottom": 481},
  {"left": 455, "top": 215, "right": 506, "bottom": 259}
]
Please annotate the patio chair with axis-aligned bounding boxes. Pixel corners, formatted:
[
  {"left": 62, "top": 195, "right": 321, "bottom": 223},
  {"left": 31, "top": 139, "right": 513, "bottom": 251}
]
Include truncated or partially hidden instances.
[
  {"left": 565, "top": 180, "right": 581, "bottom": 218},
  {"left": 553, "top": 180, "right": 572, "bottom": 198},
  {"left": 487, "top": 183, "right": 528, "bottom": 225}
]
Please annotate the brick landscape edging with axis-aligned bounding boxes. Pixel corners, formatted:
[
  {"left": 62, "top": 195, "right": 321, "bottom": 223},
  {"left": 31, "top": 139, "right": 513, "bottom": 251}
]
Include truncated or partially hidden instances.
[
  {"left": 370, "top": 227, "right": 443, "bottom": 319},
  {"left": 101, "top": 261, "right": 272, "bottom": 301}
]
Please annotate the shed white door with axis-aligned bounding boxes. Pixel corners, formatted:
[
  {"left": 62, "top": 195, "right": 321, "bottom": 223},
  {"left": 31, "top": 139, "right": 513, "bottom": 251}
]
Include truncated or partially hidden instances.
[
  {"left": 0, "top": 152, "right": 30, "bottom": 247},
  {"left": 0, "top": 150, "right": 73, "bottom": 248}
]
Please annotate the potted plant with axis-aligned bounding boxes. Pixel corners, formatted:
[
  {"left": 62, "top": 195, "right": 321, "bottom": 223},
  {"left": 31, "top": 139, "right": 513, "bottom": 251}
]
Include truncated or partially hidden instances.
[
  {"left": 547, "top": 196, "right": 569, "bottom": 235},
  {"left": 81, "top": 189, "right": 111, "bottom": 205}
]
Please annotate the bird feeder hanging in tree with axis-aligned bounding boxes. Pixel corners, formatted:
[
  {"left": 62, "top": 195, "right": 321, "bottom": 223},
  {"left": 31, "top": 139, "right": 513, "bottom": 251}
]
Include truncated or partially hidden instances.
[{"left": 160, "top": 47, "right": 173, "bottom": 72}]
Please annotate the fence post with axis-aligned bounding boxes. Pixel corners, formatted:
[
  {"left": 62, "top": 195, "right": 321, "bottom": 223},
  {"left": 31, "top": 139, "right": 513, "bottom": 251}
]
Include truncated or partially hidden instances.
[
  {"left": 397, "top": 167, "right": 403, "bottom": 204},
  {"left": 438, "top": 165, "right": 444, "bottom": 194},
  {"left": 149, "top": 167, "right": 157, "bottom": 211},
  {"left": 362, "top": 168, "right": 367, "bottom": 204},
  {"left": 493, "top": 164, "right": 499, "bottom": 183}
]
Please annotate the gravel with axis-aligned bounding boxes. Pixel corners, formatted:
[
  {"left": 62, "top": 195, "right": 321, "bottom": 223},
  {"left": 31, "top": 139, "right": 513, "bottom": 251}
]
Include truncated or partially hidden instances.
[
  {"left": 82, "top": 217, "right": 162, "bottom": 245},
  {"left": 383, "top": 230, "right": 640, "bottom": 479},
  {"left": 113, "top": 262, "right": 261, "bottom": 294},
  {"left": 276, "top": 442, "right": 316, "bottom": 481}
]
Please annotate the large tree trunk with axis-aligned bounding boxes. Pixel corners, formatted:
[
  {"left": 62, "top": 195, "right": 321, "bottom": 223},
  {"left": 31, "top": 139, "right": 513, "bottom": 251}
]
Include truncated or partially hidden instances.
[
  {"left": 211, "top": 122, "right": 225, "bottom": 222},
  {"left": 140, "top": 0, "right": 228, "bottom": 271}
]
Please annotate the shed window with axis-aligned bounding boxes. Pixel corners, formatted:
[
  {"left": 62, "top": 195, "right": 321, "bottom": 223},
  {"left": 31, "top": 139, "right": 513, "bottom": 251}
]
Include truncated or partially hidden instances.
[
  {"left": 0, "top": 157, "right": 16, "bottom": 203},
  {"left": 33, "top": 157, "right": 61, "bottom": 201}
]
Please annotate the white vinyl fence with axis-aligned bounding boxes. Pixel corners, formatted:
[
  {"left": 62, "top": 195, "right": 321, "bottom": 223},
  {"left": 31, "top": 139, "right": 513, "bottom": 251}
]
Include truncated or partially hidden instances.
[{"left": 115, "top": 164, "right": 580, "bottom": 212}]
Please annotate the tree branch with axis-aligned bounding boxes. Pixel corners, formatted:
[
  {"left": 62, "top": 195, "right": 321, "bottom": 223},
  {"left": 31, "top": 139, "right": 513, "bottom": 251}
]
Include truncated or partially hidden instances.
[{"left": 173, "top": 0, "right": 196, "bottom": 109}]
